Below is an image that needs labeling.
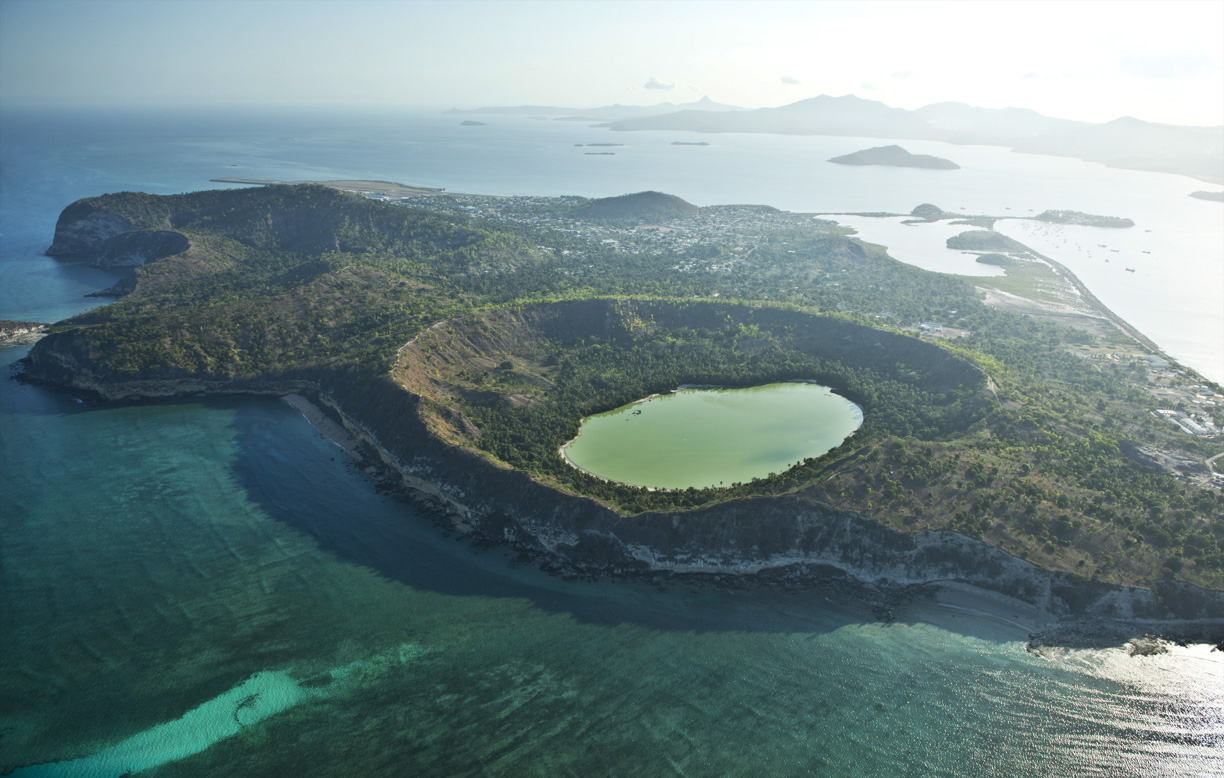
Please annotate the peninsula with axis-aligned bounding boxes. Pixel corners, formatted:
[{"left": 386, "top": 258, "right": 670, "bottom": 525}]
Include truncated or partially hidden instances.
[
  {"left": 1034, "top": 210, "right": 1135, "bottom": 228},
  {"left": 23, "top": 184, "right": 1224, "bottom": 636}
]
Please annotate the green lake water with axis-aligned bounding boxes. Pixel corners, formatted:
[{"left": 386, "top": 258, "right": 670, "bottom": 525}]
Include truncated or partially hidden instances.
[{"left": 562, "top": 382, "right": 863, "bottom": 489}]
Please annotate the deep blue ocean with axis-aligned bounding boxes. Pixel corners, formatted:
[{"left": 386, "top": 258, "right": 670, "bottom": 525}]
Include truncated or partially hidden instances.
[{"left": 1, "top": 107, "right": 1221, "bottom": 776}]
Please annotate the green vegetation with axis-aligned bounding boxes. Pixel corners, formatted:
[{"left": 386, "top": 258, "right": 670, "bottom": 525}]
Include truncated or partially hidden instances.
[
  {"left": 569, "top": 191, "right": 698, "bottom": 221},
  {"left": 398, "top": 299, "right": 985, "bottom": 514},
  {"left": 32, "top": 184, "right": 1224, "bottom": 589},
  {"left": 946, "top": 230, "right": 1029, "bottom": 252},
  {"left": 956, "top": 257, "right": 1082, "bottom": 308}
]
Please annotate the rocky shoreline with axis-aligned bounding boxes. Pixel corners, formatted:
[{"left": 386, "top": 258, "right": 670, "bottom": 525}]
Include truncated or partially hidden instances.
[
  {"left": 0, "top": 320, "right": 49, "bottom": 347},
  {"left": 1027, "top": 618, "right": 1224, "bottom": 655},
  {"left": 27, "top": 362, "right": 1215, "bottom": 650},
  {"left": 272, "top": 390, "right": 1224, "bottom": 649}
]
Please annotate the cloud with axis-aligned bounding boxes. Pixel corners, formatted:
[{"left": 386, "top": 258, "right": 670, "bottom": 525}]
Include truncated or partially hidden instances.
[
  {"left": 1021, "top": 71, "right": 1039, "bottom": 80},
  {"left": 859, "top": 80, "right": 877, "bottom": 91},
  {"left": 780, "top": 75, "right": 800, "bottom": 85},
  {"left": 890, "top": 71, "right": 912, "bottom": 79},
  {"left": 644, "top": 76, "right": 675, "bottom": 90},
  {"left": 1121, "top": 52, "right": 1216, "bottom": 79}
]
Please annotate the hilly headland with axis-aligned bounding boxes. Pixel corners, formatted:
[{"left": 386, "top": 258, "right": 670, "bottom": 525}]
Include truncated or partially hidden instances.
[{"left": 22, "top": 184, "right": 1224, "bottom": 632}]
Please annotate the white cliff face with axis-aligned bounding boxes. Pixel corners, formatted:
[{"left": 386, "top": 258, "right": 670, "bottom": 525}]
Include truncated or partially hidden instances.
[
  {"left": 46, "top": 206, "right": 134, "bottom": 257},
  {"left": 45, "top": 199, "right": 189, "bottom": 268}
]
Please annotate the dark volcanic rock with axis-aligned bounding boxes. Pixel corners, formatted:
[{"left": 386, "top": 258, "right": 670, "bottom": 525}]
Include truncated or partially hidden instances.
[{"left": 95, "top": 230, "right": 190, "bottom": 268}]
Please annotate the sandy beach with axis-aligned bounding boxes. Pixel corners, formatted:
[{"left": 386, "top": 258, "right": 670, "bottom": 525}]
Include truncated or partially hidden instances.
[
  {"left": 924, "top": 580, "right": 1056, "bottom": 634},
  {"left": 282, "top": 393, "right": 362, "bottom": 459}
]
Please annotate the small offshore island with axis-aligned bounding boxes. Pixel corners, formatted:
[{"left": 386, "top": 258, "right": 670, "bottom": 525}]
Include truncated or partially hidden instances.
[
  {"left": 829, "top": 145, "right": 960, "bottom": 170},
  {"left": 1034, "top": 209, "right": 1135, "bottom": 228},
  {"left": 23, "top": 183, "right": 1224, "bottom": 644}
]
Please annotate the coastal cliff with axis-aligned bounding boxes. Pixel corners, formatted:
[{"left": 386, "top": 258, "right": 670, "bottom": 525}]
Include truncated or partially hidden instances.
[
  {"left": 46, "top": 197, "right": 190, "bottom": 268},
  {"left": 321, "top": 374, "right": 1224, "bottom": 623},
  {"left": 23, "top": 337, "right": 1224, "bottom": 631},
  {"left": 24, "top": 185, "right": 1224, "bottom": 641},
  {"left": 45, "top": 199, "right": 136, "bottom": 257}
]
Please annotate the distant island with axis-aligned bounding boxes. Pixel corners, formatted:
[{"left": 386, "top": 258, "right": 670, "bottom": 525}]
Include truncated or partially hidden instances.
[
  {"left": 574, "top": 143, "right": 624, "bottom": 147},
  {"left": 910, "top": 203, "right": 947, "bottom": 220},
  {"left": 595, "top": 94, "right": 1223, "bottom": 184},
  {"left": 829, "top": 145, "right": 959, "bottom": 170},
  {"left": 1035, "top": 210, "right": 1135, "bottom": 228},
  {"left": 1191, "top": 191, "right": 1224, "bottom": 202},
  {"left": 671, "top": 141, "right": 709, "bottom": 146},
  {"left": 460, "top": 120, "right": 487, "bottom": 127},
  {"left": 450, "top": 94, "right": 1222, "bottom": 182}
]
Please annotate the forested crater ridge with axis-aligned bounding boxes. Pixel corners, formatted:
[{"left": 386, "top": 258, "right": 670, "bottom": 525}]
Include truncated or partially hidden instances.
[
  {"left": 22, "top": 184, "right": 1224, "bottom": 600},
  {"left": 397, "top": 299, "right": 987, "bottom": 511}
]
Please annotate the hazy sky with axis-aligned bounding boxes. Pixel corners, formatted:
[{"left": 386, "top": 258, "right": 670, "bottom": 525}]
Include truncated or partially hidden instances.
[{"left": 2, "top": 0, "right": 1221, "bottom": 125}]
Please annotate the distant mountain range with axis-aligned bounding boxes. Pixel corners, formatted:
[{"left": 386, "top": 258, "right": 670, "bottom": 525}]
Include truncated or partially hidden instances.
[
  {"left": 446, "top": 96, "right": 742, "bottom": 122},
  {"left": 593, "top": 95, "right": 1223, "bottom": 184}
]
